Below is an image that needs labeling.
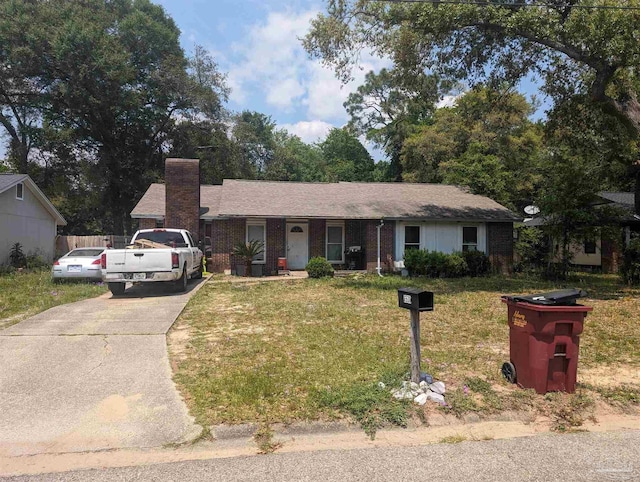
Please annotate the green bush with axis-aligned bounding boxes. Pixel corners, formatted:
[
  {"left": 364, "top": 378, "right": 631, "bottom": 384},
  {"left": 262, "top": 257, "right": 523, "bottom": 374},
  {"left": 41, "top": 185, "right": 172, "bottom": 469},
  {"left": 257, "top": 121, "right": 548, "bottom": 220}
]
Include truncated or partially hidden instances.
[
  {"left": 25, "top": 253, "right": 49, "bottom": 270},
  {"left": 621, "top": 239, "right": 640, "bottom": 286},
  {"left": 405, "top": 249, "right": 486, "bottom": 277},
  {"left": 305, "top": 256, "right": 334, "bottom": 278},
  {"left": 461, "top": 250, "right": 490, "bottom": 276},
  {"left": 446, "top": 253, "right": 469, "bottom": 277},
  {"left": 9, "top": 243, "right": 26, "bottom": 268},
  {"left": 514, "top": 226, "right": 547, "bottom": 272}
]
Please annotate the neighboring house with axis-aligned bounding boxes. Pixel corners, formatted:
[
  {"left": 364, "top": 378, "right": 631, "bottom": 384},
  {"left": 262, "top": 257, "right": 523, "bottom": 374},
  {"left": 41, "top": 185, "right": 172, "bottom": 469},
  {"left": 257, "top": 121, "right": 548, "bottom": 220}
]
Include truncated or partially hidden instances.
[
  {"left": 131, "top": 159, "right": 520, "bottom": 275},
  {"left": 0, "top": 174, "right": 67, "bottom": 264},
  {"left": 523, "top": 191, "right": 639, "bottom": 273}
]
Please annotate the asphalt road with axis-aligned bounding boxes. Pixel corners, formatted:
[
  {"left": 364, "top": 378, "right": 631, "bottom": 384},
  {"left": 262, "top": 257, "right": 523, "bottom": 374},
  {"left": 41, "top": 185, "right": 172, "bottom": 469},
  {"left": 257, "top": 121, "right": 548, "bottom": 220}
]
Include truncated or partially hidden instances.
[
  {"left": 3, "top": 430, "right": 639, "bottom": 482},
  {"left": 0, "top": 280, "right": 204, "bottom": 457}
]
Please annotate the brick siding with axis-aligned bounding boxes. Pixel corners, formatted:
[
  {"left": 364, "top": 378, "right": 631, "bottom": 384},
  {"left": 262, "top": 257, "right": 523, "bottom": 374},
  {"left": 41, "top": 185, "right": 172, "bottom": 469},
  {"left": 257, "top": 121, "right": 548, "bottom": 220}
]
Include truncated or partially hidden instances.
[
  {"left": 266, "top": 218, "right": 286, "bottom": 275},
  {"left": 165, "top": 158, "right": 200, "bottom": 241},
  {"left": 487, "top": 222, "right": 514, "bottom": 274},
  {"left": 309, "top": 219, "right": 326, "bottom": 259},
  {"left": 208, "top": 218, "right": 245, "bottom": 273},
  {"left": 139, "top": 218, "right": 155, "bottom": 230}
]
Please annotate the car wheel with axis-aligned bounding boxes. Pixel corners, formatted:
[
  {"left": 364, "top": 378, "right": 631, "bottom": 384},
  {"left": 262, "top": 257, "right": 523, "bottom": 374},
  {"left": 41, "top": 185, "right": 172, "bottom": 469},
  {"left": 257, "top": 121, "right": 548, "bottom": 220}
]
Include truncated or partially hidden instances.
[
  {"left": 175, "top": 266, "right": 187, "bottom": 292},
  {"left": 108, "top": 282, "right": 126, "bottom": 296}
]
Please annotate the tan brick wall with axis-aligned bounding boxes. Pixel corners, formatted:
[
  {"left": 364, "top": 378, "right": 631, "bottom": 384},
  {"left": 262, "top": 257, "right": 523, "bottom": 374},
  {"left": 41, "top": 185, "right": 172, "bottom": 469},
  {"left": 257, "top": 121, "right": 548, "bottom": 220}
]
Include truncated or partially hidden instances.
[
  {"left": 487, "top": 222, "right": 514, "bottom": 274},
  {"left": 165, "top": 158, "right": 200, "bottom": 241},
  {"left": 139, "top": 218, "right": 156, "bottom": 230},
  {"left": 266, "top": 218, "right": 286, "bottom": 275},
  {"left": 209, "top": 218, "right": 245, "bottom": 273},
  {"left": 309, "top": 219, "right": 326, "bottom": 259}
]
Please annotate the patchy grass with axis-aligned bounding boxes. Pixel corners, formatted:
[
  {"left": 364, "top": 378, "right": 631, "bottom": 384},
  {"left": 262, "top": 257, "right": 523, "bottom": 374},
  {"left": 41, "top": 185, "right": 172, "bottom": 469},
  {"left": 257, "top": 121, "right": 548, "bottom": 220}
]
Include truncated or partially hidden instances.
[
  {"left": 440, "top": 434, "right": 468, "bottom": 444},
  {"left": 0, "top": 269, "right": 107, "bottom": 329},
  {"left": 169, "top": 273, "right": 640, "bottom": 433}
]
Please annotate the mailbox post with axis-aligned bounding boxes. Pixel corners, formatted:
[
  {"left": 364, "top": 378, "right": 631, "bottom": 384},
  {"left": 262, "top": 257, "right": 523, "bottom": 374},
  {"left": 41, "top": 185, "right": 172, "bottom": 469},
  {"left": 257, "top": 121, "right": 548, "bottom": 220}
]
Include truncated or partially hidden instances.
[{"left": 398, "top": 288, "right": 434, "bottom": 383}]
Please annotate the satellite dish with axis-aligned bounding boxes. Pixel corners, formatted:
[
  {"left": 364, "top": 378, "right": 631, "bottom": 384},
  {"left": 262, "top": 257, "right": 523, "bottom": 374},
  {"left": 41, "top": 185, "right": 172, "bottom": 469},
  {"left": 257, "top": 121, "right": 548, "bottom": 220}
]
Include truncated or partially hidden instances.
[{"left": 524, "top": 205, "right": 540, "bottom": 215}]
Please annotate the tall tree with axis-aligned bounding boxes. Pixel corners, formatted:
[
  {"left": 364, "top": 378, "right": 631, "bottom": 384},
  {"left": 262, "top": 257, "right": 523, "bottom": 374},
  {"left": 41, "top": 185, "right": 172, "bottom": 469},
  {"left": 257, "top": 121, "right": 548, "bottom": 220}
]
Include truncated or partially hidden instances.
[
  {"left": 344, "top": 69, "right": 440, "bottom": 180},
  {"left": 0, "top": 0, "right": 59, "bottom": 172},
  {"left": 401, "top": 87, "right": 543, "bottom": 210},
  {"left": 304, "top": 0, "right": 640, "bottom": 211},
  {"left": 231, "top": 111, "right": 276, "bottom": 178},
  {"left": 0, "top": 1, "right": 228, "bottom": 234},
  {"left": 319, "top": 127, "right": 375, "bottom": 181}
]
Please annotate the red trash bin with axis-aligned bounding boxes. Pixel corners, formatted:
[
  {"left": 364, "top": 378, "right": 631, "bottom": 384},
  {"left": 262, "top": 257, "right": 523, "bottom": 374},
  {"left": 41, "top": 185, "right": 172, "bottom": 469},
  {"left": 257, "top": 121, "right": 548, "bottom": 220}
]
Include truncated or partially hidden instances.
[{"left": 501, "top": 289, "right": 593, "bottom": 394}]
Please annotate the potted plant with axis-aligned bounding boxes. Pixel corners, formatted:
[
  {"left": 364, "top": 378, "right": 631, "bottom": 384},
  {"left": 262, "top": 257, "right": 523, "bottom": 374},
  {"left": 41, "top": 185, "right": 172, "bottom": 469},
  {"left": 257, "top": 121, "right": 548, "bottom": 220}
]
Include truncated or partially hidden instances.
[{"left": 232, "top": 239, "right": 265, "bottom": 277}]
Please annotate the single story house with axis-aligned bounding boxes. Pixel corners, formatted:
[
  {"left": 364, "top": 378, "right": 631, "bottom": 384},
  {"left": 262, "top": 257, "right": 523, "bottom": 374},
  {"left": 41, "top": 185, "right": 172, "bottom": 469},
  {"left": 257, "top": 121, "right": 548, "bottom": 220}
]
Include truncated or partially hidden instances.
[
  {"left": 131, "top": 159, "right": 520, "bottom": 275},
  {"left": 0, "top": 174, "right": 67, "bottom": 264},
  {"left": 523, "top": 191, "right": 639, "bottom": 273}
]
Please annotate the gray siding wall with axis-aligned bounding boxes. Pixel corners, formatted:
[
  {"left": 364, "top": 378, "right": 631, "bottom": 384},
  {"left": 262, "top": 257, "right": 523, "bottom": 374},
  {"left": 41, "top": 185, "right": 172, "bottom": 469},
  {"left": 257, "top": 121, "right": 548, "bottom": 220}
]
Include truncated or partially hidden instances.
[{"left": 0, "top": 184, "right": 56, "bottom": 263}]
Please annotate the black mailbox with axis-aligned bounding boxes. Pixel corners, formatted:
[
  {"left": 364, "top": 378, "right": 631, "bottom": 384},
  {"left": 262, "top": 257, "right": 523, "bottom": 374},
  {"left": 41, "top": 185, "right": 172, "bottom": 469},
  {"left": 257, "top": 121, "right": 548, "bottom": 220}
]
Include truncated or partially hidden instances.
[{"left": 398, "top": 288, "right": 434, "bottom": 312}]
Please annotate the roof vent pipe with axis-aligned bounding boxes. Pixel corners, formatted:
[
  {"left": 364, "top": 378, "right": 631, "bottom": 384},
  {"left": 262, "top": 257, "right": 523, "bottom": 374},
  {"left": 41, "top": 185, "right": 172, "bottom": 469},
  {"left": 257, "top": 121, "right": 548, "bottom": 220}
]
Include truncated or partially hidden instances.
[{"left": 376, "top": 219, "right": 384, "bottom": 277}]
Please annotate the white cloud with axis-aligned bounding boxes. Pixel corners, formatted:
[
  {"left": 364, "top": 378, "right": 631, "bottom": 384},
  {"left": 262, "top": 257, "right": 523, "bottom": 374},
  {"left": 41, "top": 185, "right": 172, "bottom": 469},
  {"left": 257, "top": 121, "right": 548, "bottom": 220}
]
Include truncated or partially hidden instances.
[
  {"left": 227, "top": 10, "right": 316, "bottom": 111},
  {"left": 280, "top": 120, "right": 333, "bottom": 143},
  {"left": 436, "top": 94, "right": 461, "bottom": 108},
  {"left": 226, "top": 9, "right": 392, "bottom": 122}
]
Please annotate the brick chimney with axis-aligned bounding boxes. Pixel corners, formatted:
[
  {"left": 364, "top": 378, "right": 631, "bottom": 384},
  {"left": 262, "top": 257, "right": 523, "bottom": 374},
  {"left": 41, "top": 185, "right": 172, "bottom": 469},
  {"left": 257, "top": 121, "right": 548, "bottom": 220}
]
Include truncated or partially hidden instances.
[{"left": 165, "top": 158, "right": 200, "bottom": 240}]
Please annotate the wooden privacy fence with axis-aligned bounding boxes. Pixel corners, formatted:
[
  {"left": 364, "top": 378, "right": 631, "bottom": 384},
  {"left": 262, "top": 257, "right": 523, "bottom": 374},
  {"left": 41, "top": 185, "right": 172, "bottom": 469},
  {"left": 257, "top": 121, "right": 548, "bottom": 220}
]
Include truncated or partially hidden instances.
[{"left": 55, "top": 235, "right": 131, "bottom": 256}]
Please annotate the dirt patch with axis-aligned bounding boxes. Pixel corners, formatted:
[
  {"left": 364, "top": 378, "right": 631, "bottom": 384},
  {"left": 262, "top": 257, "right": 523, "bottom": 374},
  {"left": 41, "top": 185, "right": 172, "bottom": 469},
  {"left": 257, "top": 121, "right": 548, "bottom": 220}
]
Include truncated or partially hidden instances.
[{"left": 580, "top": 365, "right": 640, "bottom": 388}]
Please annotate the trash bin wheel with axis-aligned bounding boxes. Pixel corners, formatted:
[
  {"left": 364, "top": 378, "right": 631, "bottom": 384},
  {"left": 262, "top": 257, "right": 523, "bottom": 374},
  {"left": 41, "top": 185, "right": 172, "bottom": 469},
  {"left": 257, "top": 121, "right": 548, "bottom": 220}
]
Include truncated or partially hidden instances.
[{"left": 501, "top": 362, "right": 517, "bottom": 384}]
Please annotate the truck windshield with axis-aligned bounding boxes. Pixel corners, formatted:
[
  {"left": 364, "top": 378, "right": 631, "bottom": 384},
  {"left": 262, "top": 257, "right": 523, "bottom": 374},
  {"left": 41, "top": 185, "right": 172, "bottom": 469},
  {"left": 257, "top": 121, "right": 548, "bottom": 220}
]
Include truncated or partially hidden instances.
[{"left": 134, "top": 231, "right": 187, "bottom": 247}]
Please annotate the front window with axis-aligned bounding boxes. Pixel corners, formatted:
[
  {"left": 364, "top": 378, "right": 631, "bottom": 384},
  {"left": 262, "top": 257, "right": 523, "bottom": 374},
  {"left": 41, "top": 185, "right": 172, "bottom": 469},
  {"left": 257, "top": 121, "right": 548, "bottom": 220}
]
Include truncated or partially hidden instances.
[
  {"left": 584, "top": 237, "right": 596, "bottom": 254},
  {"left": 404, "top": 226, "right": 420, "bottom": 252},
  {"left": 326, "top": 224, "right": 344, "bottom": 263},
  {"left": 462, "top": 227, "right": 478, "bottom": 252},
  {"left": 16, "top": 182, "right": 23, "bottom": 200},
  {"left": 247, "top": 223, "right": 266, "bottom": 263}
]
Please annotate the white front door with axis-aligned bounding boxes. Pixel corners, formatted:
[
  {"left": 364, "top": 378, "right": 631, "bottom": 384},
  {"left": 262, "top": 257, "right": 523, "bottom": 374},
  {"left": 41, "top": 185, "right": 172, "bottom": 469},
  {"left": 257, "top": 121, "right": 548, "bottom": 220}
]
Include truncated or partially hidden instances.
[{"left": 286, "top": 223, "right": 309, "bottom": 270}]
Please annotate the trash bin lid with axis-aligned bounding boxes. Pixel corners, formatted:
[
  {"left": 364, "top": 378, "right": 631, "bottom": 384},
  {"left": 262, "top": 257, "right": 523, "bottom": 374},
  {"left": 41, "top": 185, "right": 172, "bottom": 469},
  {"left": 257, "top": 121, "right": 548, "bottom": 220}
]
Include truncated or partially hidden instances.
[{"left": 503, "top": 288, "right": 587, "bottom": 306}]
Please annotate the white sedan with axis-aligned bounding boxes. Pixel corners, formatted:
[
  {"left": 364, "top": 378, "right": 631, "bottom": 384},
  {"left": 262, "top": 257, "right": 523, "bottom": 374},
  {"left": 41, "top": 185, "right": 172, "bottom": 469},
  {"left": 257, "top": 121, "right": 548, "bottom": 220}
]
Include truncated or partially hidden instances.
[{"left": 52, "top": 247, "right": 106, "bottom": 281}]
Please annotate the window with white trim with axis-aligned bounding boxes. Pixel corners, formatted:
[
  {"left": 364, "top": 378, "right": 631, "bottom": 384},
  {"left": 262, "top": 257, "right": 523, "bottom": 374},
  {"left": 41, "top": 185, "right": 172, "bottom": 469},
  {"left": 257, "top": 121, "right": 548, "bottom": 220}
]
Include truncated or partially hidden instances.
[
  {"left": 16, "top": 182, "right": 24, "bottom": 200},
  {"left": 404, "top": 226, "right": 420, "bottom": 252},
  {"left": 326, "top": 224, "right": 344, "bottom": 263},
  {"left": 462, "top": 227, "right": 478, "bottom": 252},
  {"left": 247, "top": 222, "right": 266, "bottom": 263}
]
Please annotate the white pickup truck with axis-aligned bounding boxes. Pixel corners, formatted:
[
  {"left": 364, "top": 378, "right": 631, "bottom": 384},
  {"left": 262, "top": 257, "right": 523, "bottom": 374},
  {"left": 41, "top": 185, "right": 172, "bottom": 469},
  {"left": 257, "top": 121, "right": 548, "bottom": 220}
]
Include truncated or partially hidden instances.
[{"left": 101, "top": 228, "right": 203, "bottom": 296}]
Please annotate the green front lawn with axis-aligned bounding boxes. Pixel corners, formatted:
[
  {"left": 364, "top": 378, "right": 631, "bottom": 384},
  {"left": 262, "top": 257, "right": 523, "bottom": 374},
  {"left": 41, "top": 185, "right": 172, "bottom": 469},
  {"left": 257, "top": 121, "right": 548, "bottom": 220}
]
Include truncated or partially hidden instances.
[
  {"left": 0, "top": 269, "right": 108, "bottom": 329},
  {"left": 169, "top": 274, "right": 640, "bottom": 434}
]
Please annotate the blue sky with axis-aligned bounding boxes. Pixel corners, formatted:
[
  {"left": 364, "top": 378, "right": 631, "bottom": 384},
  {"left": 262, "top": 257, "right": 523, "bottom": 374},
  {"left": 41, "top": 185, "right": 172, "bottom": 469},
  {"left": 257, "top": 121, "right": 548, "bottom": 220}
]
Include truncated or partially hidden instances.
[
  {"left": 1, "top": 0, "right": 548, "bottom": 162},
  {"left": 155, "top": 0, "right": 548, "bottom": 160},
  {"left": 156, "top": 0, "right": 396, "bottom": 158}
]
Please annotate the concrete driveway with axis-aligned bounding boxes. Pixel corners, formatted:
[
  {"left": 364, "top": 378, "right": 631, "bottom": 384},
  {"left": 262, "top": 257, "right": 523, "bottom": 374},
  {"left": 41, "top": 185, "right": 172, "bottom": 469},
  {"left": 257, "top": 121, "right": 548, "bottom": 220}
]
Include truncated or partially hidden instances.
[{"left": 0, "top": 281, "right": 205, "bottom": 457}]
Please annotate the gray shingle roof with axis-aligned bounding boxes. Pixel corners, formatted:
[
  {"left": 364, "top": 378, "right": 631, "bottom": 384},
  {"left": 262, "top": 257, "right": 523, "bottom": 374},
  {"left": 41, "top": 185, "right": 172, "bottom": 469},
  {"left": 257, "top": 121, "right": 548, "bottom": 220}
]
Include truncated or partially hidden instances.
[
  {"left": 0, "top": 174, "right": 28, "bottom": 193},
  {"left": 598, "top": 191, "right": 635, "bottom": 208},
  {"left": 131, "top": 183, "right": 223, "bottom": 219},
  {"left": 132, "top": 180, "right": 520, "bottom": 222},
  {"left": 219, "top": 180, "right": 520, "bottom": 221}
]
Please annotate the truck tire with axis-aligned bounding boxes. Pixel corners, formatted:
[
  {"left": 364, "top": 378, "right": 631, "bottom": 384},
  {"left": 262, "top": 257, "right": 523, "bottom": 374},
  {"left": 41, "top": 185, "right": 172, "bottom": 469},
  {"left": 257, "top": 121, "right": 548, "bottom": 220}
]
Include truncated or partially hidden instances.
[
  {"left": 108, "top": 282, "right": 126, "bottom": 296},
  {"left": 193, "top": 260, "right": 203, "bottom": 279},
  {"left": 175, "top": 266, "right": 188, "bottom": 292}
]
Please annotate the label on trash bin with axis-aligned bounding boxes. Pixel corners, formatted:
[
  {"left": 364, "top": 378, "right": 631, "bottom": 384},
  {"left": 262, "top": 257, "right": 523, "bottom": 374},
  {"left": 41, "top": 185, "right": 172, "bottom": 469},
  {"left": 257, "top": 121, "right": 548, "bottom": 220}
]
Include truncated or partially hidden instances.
[{"left": 512, "top": 311, "right": 528, "bottom": 328}]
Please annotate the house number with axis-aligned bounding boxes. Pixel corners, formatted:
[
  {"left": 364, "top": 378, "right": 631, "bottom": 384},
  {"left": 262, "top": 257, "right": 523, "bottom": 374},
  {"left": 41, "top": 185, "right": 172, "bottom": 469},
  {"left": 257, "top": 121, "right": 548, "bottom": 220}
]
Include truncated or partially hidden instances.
[{"left": 403, "top": 294, "right": 412, "bottom": 304}]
